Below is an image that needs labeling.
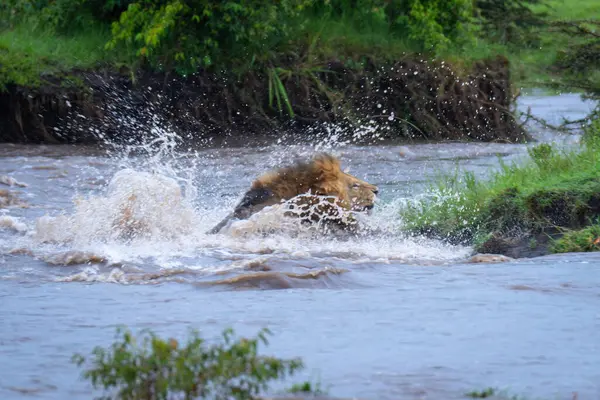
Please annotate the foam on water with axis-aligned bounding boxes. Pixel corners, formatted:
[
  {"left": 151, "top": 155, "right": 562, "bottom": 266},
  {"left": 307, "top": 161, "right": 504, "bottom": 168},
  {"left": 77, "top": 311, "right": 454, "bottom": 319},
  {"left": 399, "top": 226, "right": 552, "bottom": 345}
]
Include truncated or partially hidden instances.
[
  {"left": 0, "top": 216, "right": 28, "bottom": 233},
  {"left": 25, "top": 164, "right": 471, "bottom": 269}
]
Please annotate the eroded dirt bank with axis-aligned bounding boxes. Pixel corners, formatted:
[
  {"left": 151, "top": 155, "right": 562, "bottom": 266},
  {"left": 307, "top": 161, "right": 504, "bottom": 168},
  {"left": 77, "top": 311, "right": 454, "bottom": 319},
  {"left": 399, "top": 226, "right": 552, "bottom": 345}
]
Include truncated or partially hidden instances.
[{"left": 0, "top": 55, "right": 527, "bottom": 145}]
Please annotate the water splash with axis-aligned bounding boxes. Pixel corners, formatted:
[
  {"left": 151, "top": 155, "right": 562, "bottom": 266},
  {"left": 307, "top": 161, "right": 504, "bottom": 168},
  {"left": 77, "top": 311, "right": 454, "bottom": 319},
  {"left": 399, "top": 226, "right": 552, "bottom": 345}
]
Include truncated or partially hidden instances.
[
  {"left": 0, "top": 83, "right": 475, "bottom": 285},
  {"left": 27, "top": 163, "right": 472, "bottom": 272}
]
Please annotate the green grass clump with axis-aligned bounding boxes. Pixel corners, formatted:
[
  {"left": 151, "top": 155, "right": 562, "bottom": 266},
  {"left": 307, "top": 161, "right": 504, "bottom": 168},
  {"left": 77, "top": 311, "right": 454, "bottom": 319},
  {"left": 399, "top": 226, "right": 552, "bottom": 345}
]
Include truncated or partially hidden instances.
[
  {"left": 549, "top": 223, "right": 600, "bottom": 253},
  {"left": 401, "top": 118, "right": 600, "bottom": 249}
]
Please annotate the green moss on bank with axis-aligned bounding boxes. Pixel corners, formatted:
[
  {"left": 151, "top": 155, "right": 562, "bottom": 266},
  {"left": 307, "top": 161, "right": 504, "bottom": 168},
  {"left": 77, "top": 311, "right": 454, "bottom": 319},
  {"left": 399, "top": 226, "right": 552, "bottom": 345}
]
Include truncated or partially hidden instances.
[{"left": 401, "top": 118, "right": 600, "bottom": 257}]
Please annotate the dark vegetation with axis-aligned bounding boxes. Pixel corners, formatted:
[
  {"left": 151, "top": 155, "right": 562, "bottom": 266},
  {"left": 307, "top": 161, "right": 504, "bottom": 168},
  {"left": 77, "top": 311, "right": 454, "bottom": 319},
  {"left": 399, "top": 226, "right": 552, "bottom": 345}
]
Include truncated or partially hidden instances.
[{"left": 0, "top": 0, "right": 565, "bottom": 143}]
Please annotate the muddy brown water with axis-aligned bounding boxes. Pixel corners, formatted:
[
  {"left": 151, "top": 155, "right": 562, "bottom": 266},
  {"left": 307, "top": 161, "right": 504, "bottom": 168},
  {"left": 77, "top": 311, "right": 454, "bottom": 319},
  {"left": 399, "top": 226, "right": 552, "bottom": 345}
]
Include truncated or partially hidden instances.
[{"left": 0, "top": 92, "right": 599, "bottom": 399}]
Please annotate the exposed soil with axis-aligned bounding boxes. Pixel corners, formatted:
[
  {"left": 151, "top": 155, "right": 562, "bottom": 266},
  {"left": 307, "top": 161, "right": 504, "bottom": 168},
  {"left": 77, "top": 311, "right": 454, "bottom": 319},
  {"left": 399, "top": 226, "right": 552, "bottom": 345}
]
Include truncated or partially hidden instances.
[{"left": 0, "top": 55, "right": 528, "bottom": 145}]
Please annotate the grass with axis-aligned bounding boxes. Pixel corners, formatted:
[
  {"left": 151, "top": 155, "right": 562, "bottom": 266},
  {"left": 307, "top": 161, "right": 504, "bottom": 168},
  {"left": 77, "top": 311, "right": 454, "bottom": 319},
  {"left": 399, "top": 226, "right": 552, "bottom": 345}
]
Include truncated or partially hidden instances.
[
  {"left": 0, "top": 11, "right": 422, "bottom": 90},
  {"left": 0, "top": 22, "right": 127, "bottom": 89},
  {"left": 400, "top": 118, "right": 600, "bottom": 253},
  {"left": 512, "top": 0, "right": 600, "bottom": 88},
  {"left": 549, "top": 223, "right": 600, "bottom": 253},
  {"left": 1, "top": 0, "right": 591, "bottom": 90},
  {"left": 531, "top": 0, "right": 600, "bottom": 21},
  {"left": 439, "top": 0, "right": 600, "bottom": 89},
  {"left": 296, "top": 14, "right": 420, "bottom": 65}
]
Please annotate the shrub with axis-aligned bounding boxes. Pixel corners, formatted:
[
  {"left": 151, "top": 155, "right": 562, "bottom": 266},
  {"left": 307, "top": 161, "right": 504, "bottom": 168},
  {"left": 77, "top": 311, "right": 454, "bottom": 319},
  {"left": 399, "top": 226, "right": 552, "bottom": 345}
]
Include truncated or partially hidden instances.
[
  {"left": 72, "top": 326, "right": 319, "bottom": 400},
  {"left": 105, "top": 0, "right": 313, "bottom": 75}
]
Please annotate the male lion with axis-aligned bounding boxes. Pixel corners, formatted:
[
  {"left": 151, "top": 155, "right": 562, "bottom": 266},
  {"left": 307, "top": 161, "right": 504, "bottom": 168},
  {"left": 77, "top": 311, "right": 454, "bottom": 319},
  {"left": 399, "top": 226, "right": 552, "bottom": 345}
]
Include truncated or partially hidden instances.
[{"left": 208, "top": 153, "right": 379, "bottom": 235}]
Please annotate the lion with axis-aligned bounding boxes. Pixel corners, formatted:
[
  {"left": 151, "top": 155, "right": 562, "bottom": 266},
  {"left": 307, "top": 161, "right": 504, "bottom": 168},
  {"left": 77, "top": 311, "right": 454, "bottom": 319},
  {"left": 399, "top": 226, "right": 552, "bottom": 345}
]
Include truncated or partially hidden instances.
[{"left": 208, "top": 153, "right": 379, "bottom": 235}]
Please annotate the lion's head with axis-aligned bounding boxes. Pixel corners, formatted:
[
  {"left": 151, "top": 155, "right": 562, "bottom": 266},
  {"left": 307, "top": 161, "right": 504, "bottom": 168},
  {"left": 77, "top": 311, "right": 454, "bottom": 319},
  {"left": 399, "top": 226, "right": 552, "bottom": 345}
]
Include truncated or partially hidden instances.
[{"left": 208, "top": 153, "right": 379, "bottom": 234}]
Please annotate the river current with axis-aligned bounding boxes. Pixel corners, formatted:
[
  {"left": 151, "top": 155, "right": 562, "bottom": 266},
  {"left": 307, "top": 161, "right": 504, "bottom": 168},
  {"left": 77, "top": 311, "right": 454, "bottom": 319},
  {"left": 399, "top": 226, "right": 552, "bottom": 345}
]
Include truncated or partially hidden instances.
[{"left": 0, "top": 92, "right": 599, "bottom": 399}]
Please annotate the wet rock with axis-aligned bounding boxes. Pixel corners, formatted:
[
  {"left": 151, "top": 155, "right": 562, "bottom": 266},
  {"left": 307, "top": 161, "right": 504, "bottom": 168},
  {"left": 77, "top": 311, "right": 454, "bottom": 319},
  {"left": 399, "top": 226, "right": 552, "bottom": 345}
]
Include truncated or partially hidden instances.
[
  {"left": 466, "top": 253, "right": 515, "bottom": 263},
  {"left": 202, "top": 267, "right": 349, "bottom": 290},
  {"left": 476, "top": 230, "right": 562, "bottom": 259},
  {"left": 8, "top": 247, "right": 34, "bottom": 256},
  {"left": 398, "top": 146, "right": 417, "bottom": 159}
]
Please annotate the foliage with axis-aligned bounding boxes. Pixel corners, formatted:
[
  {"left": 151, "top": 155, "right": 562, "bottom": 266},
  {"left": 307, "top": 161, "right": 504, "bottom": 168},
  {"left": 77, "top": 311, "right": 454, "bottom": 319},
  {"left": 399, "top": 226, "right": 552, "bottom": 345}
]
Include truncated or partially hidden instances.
[
  {"left": 1, "top": 0, "right": 477, "bottom": 78},
  {"left": 474, "top": 0, "right": 548, "bottom": 46},
  {"left": 309, "top": 0, "right": 474, "bottom": 52},
  {"left": 0, "top": 23, "right": 118, "bottom": 91},
  {"left": 1, "top": 0, "right": 135, "bottom": 32},
  {"left": 550, "top": 19, "right": 600, "bottom": 120},
  {"left": 400, "top": 117, "right": 600, "bottom": 245},
  {"left": 465, "top": 387, "right": 496, "bottom": 398},
  {"left": 106, "top": 0, "right": 314, "bottom": 75},
  {"left": 72, "top": 326, "right": 319, "bottom": 400},
  {"left": 550, "top": 223, "right": 600, "bottom": 253},
  {"left": 399, "top": 0, "right": 474, "bottom": 52},
  {"left": 0, "top": 0, "right": 594, "bottom": 97}
]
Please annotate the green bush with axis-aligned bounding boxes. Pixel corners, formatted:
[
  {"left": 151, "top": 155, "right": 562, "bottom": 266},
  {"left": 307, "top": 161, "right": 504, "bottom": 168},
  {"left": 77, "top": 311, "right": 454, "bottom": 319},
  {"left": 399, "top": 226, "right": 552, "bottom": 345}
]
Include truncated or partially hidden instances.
[
  {"left": 105, "top": 0, "right": 313, "bottom": 75},
  {"left": 72, "top": 326, "right": 319, "bottom": 400},
  {"left": 397, "top": 0, "right": 474, "bottom": 51},
  {"left": 308, "top": 0, "right": 474, "bottom": 52},
  {"left": 2, "top": 0, "right": 478, "bottom": 77}
]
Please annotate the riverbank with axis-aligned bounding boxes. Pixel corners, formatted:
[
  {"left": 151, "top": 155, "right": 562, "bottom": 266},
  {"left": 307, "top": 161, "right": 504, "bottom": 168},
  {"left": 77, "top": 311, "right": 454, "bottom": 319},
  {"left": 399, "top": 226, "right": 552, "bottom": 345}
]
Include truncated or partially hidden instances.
[
  {"left": 401, "top": 117, "right": 600, "bottom": 258},
  {"left": 2, "top": 0, "right": 595, "bottom": 145},
  {"left": 0, "top": 0, "right": 561, "bottom": 144},
  {"left": 0, "top": 55, "right": 527, "bottom": 144}
]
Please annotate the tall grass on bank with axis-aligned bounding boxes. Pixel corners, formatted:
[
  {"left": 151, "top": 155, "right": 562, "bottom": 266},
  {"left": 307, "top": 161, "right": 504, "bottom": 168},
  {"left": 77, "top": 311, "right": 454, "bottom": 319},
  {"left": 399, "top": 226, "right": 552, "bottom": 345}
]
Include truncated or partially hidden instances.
[
  {"left": 296, "top": 14, "right": 420, "bottom": 64},
  {"left": 400, "top": 117, "right": 600, "bottom": 249}
]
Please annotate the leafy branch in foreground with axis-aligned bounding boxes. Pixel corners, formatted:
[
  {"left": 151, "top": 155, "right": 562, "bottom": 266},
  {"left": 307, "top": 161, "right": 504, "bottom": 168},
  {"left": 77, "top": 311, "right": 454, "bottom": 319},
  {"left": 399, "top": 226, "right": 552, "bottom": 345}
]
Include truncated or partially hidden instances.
[{"left": 72, "top": 326, "right": 320, "bottom": 400}]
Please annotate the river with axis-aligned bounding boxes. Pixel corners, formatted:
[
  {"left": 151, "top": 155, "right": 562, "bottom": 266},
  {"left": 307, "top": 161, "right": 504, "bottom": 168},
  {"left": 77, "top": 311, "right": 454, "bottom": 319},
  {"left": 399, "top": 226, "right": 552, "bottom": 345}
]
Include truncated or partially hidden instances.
[{"left": 0, "top": 92, "right": 599, "bottom": 400}]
